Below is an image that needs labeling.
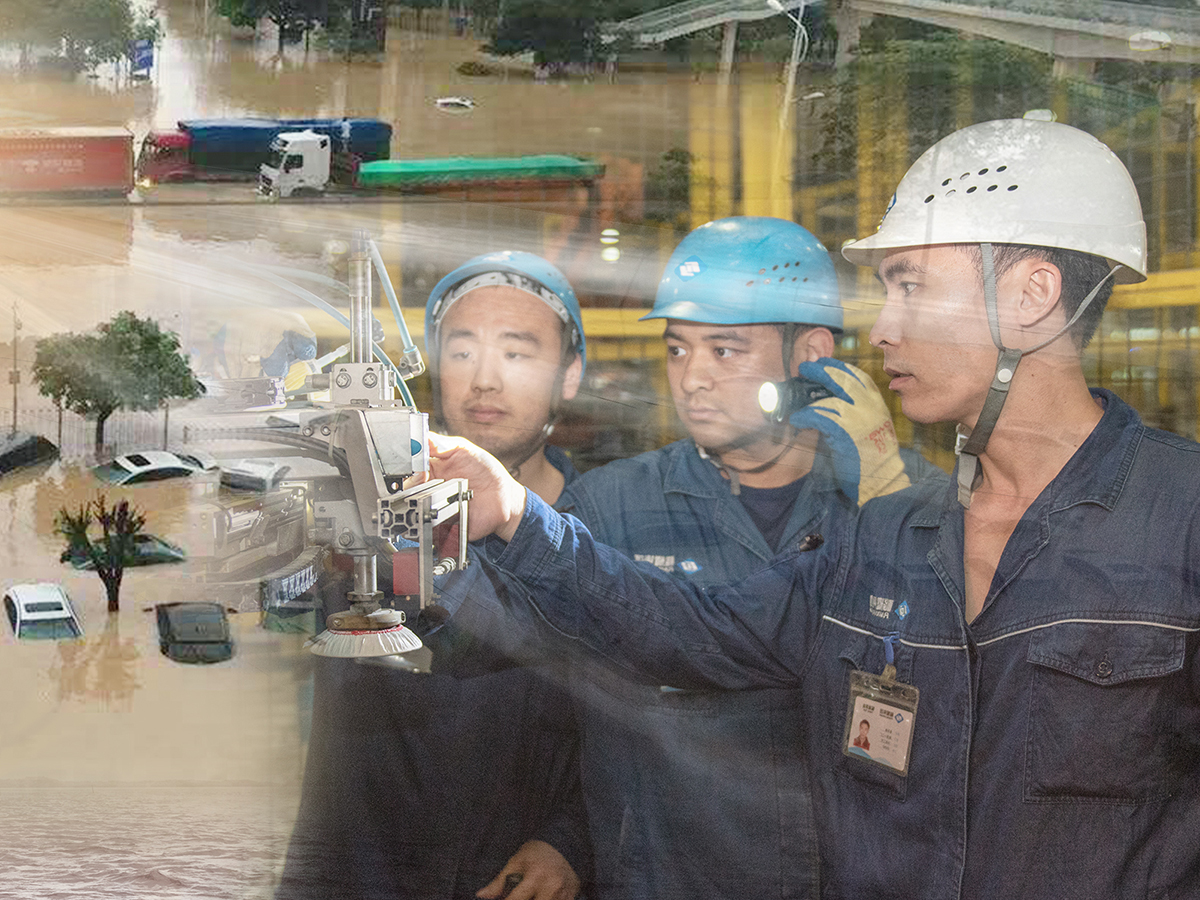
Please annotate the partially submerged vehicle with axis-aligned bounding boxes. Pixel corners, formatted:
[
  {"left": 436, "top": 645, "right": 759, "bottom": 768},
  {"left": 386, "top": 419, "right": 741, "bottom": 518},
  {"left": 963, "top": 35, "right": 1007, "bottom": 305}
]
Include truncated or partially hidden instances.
[
  {"left": 155, "top": 602, "right": 234, "bottom": 664},
  {"left": 93, "top": 450, "right": 218, "bottom": 485},
  {"left": 0, "top": 432, "right": 58, "bottom": 475},
  {"left": 219, "top": 459, "right": 291, "bottom": 492},
  {"left": 3, "top": 583, "right": 83, "bottom": 640},
  {"left": 63, "top": 533, "right": 187, "bottom": 570}
]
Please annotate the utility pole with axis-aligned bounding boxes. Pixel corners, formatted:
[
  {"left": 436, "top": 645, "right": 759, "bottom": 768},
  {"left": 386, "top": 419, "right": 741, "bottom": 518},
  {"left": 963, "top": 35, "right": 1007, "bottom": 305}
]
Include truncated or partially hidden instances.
[{"left": 9, "top": 303, "right": 20, "bottom": 436}]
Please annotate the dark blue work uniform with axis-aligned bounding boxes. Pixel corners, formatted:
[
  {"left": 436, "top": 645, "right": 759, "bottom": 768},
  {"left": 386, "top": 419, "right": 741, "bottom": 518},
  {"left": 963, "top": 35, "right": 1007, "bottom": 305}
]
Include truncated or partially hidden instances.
[
  {"left": 553, "top": 439, "right": 935, "bottom": 900},
  {"left": 449, "top": 394, "right": 1200, "bottom": 899},
  {"left": 277, "top": 447, "right": 590, "bottom": 900}
]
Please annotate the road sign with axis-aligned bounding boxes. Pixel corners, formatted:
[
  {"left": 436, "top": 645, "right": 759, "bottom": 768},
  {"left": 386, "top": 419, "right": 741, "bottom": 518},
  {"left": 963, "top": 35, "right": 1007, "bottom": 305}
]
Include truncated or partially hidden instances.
[{"left": 131, "top": 39, "right": 154, "bottom": 73}]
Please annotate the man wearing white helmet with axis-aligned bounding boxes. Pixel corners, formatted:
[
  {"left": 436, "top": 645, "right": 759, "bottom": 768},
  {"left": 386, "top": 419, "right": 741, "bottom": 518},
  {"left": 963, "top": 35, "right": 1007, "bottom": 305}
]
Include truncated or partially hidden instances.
[
  {"left": 278, "top": 252, "right": 590, "bottom": 900},
  {"left": 453, "top": 217, "right": 932, "bottom": 899},
  {"left": 427, "top": 119, "right": 1200, "bottom": 898}
]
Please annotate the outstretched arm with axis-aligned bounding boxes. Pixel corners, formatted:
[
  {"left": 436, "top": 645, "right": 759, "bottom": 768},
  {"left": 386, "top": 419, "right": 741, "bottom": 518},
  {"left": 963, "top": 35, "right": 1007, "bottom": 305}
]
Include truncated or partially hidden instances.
[{"left": 429, "top": 435, "right": 838, "bottom": 692}]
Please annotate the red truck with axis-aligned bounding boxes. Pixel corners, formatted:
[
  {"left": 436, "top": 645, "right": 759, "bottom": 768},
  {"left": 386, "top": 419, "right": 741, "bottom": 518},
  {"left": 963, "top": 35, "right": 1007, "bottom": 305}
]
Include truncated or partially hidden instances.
[{"left": 0, "top": 127, "right": 133, "bottom": 196}]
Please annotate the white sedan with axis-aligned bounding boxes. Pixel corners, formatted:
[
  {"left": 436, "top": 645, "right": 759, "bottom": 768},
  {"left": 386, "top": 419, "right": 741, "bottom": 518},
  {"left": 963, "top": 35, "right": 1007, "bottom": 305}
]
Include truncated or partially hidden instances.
[
  {"left": 92, "top": 450, "right": 218, "bottom": 485},
  {"left": 3, "top": 583, "right": 84, "bottom": 640}
]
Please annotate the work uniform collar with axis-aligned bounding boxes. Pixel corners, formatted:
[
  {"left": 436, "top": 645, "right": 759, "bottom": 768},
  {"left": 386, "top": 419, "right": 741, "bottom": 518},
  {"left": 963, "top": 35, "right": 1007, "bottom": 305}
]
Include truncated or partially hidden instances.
[
  {"left": 914, "top": 389, "right": 1141, "bottom": 533},
  {"left": 659, "top": 440, "right": 844, "bottom": 560},
  {"left": 544, "top": 443, "right": 579, "bottom": 487}
]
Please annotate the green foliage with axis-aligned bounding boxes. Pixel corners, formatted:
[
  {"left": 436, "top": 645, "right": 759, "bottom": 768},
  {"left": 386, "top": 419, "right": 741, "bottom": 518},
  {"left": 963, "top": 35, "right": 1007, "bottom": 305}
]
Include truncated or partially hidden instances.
[
  {"left": 486, "top": 0, "right": 603, "bottom": 66},
  {"left": 644, "top": 148, "right": 693, "bottom": 230},
  {"left": 33, "top": 311, "right": 204, "bottom": 452},
  {"left": 216, "top": 0, "right": 321, "bottom": 50},
  {"left": 55, "top": 496, "right": 147, "bottom": 613},
  {"left": 1, "top": 0, "right": 162, "bottom": 70},
  {"left": 814, "top": 20, "right": 1054, "bottom": 182}
]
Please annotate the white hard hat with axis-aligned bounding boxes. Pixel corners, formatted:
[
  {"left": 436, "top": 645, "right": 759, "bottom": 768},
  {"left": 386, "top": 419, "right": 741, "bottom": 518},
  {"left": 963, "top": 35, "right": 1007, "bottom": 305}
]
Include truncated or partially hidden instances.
[{"left": 842, "top": 117, "right": 1148, "bottom": 283}]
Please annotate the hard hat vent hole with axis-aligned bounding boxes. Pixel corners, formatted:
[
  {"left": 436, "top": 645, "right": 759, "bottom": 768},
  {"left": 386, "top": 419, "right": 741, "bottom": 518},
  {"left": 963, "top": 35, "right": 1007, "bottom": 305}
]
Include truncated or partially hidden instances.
[
  {"left": 779, "top": 277, "right": 785, "bottom": 283},
  {"left": 942, "top": 178, "right": 952, "bottom": 186},
  {"left": 794, "top": 260, "right": 802, "bottom": 266},
  {"left": 772, "top": 265, "right": 779, "bottom": 271},
  {"left": 978, "top": 168, "right": 989, "bottom": 175},
  {"left": 924, "top": 195, "right": 934, "bottom": 203},
  {"left": 947, "top": 189, "right": 956, "bottom": 196},
  {"left": 961, "top": 172, "right": 970, "bottom": 180},
  {"left": 1007, "top": 184, "right": 1018, "bottom": 191},
  {"left": 966, "top": 186, "right": 977, "bottom": 194},
  {"left": 997, "top": 165, "right": 1008, "bottom": 172},
  {"left": 803, "top": 276, "right": 809, "bottom": 282},
  {"left": 745, "top": 280, "right": 754, "bottom": 287},
  {"left": 763, "top": 279, "right": 771, "bottom": 284},
  {"left": 784, "top": 262, "right": 791, "bottom": 268},
  {"left": 758, "top": 268, "right": 767, "bottom": 275},
  {"left": 792, "top": 277, "right": 798, "bottom": 282},
  {"left": 987, "top": 184, "right": 997, "bottom": 192}
]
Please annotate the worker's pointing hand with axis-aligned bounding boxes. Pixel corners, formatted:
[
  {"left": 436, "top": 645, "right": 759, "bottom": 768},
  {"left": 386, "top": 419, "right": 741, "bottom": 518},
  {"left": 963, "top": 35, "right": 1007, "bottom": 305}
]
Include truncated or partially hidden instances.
[{"left": 428, "top": 433, "right": 527, "bottom": 543}]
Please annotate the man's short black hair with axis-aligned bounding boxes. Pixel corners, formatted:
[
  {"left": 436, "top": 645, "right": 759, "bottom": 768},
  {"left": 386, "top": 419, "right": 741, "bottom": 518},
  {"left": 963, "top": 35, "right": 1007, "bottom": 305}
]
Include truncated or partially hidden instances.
[{"left": 963, "top": 244, "right": 1115, "bottom": 350}]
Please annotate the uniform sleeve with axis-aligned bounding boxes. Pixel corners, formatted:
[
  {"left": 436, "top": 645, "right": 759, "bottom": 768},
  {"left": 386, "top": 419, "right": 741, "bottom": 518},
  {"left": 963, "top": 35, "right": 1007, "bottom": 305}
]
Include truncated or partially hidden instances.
[{"left": 442, "top": 491, "right": 844, "bottom": 691}]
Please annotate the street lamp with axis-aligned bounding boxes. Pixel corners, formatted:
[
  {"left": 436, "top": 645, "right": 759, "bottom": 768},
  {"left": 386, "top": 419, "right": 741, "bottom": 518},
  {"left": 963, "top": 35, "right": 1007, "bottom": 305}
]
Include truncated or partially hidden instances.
[{"left": 767, "top": 0, "right": 809, "bottom": 134}]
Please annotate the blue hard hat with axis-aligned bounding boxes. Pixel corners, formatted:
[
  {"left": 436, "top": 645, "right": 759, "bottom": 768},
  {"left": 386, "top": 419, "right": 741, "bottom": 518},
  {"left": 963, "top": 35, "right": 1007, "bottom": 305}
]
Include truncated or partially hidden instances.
[
  {"left": 425, "top": 251, "right": 586, "bottom": 375},
  {"left": 644, "top": 217, "right": 842, "bottom": 331}
]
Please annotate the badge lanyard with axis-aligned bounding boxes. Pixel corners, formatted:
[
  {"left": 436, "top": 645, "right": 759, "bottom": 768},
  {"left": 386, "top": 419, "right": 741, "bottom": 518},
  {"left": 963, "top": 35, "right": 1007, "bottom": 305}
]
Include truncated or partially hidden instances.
[{"left": 843, "top": 633, "right": 919, "bottom": 777}]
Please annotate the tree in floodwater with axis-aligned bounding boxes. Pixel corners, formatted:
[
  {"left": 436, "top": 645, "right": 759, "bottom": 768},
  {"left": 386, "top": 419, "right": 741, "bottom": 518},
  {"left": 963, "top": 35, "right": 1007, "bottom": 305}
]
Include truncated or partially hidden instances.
[
  {"left": 0, "top": 0, "right": 160, "bottom": 71},
  {"left": 55, "top": 496, "right": 146, "bottom": 613},
  {"left": 216, "top": 0, "right": 325, "bottom": 53},
  {"left": 32, "top": 311, "right": 205, "bottom": 454}
]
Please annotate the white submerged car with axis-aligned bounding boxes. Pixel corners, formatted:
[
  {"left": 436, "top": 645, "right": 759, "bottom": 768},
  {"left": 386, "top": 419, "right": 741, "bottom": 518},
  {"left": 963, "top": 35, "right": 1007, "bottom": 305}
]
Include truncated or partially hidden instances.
[
  {"left": 93, "top": 450, "right": 219, "bottom": 485},
  {"left": 3, "top": 584, "right": 84, "bottom": 640}
]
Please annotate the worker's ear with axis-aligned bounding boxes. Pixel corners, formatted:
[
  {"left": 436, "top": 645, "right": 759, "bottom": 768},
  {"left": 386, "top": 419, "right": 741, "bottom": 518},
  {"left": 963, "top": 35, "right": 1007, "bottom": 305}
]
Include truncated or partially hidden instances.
[
  {"left": 793, "top": 326, "right": 835, "bottom": 365},
  {"left": 1009, "top": 256, "right": 1064, "bottom": 335},
  {"left": 559, "top": 353, "right": 583, "bottom": 402}
]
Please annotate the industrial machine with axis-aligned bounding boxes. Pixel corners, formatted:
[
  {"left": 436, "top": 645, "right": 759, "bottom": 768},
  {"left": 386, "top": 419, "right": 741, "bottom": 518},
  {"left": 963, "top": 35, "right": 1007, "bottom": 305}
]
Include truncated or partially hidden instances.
[{"left": 184, "top": 232, "right": 469, "bottom": 667}]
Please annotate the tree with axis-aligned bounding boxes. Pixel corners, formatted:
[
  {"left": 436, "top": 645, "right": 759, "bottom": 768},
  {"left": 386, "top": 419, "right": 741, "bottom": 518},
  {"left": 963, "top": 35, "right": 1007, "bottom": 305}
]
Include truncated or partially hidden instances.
[
  {"left": 485, "top": 0, "right": 603, "bottom": 66},
  {"left": 216, "top": 0, "right": 321, "bottom": 53},
  {"left": 55, "top": 496, "right": 146, "bottom": 613},
  {"left": 32, "top": 311, "right": 205, "bottom": 454},
  {"left": 0, "top": 0, "right": 161, "bottom": 72}
]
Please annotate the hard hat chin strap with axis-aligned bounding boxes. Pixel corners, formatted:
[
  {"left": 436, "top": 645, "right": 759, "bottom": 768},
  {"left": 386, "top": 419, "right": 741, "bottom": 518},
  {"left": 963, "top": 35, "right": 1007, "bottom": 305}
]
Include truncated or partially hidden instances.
[{"left": 955, "top": 242, "right": 1121, "bottom": 508}]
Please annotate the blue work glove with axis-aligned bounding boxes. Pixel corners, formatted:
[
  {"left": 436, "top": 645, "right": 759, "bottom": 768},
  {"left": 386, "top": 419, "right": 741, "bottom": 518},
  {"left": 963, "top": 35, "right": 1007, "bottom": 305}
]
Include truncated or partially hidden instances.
[{"left": 789, "top": 358, "right": 911, "bottom": 506}]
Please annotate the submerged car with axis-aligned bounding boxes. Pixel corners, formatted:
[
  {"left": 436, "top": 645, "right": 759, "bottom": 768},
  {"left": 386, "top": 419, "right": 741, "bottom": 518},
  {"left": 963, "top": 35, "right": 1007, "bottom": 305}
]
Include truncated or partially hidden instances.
[
  {"left": 0, "top": 432, "right": 59, "bottom": 476},
  {"left": 155, "top": 602, "right": 233, "bottom": 664},
  {"left": 63, "top": 533, "right": 187, "bottom": 570},
  {"left": 3, "top": 584, "right": 83, "bottom": 640},
  {"left": 219, "top": 459, "right": 291, "bottom": 492},
  {"left": 93, "top": 450, "right": 217, "bottom": 485}
]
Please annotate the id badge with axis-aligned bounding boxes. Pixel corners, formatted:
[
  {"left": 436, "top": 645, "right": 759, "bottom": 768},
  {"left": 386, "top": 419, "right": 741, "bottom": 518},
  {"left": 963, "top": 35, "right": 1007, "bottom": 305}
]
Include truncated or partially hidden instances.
[{"left": 843, "top": 668, "right": 919, "bottom": 776}]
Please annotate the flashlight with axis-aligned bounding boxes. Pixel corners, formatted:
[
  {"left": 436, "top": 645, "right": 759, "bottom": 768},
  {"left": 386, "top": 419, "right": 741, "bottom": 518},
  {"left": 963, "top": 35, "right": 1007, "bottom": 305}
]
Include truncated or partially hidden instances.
[{"left": 758, "top": 376, "right": 835, "bottom": 423}]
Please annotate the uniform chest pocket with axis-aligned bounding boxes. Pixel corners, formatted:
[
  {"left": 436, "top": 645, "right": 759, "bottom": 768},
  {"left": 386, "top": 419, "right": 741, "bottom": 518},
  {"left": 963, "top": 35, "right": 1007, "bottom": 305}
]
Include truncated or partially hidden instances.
[{"left": 1025, "top": 623, "right": 1190, "bottom": 804}]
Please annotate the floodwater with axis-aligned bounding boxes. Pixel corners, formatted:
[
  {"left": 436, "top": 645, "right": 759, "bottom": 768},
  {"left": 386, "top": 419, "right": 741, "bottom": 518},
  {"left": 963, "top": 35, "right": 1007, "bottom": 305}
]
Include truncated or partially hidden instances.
[
  {"left": 0, "top": 460, "right": 311, "bottom": 897},
  {"left": 0, "top": 5, "right": 782, "bottom": 895}
]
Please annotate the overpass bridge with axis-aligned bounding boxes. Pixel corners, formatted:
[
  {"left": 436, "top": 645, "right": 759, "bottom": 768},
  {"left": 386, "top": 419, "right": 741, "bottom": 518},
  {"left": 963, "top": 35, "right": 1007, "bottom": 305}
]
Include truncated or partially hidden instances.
[{"left": 604, "top": 0, "right": 1200, "bottom": 68}]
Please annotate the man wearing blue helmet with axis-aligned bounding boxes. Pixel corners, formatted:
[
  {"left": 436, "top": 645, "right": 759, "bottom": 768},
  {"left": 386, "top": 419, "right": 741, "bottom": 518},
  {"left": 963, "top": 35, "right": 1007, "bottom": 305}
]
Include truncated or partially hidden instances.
[
  {"left": 425, "top": 251, "right": 585, "bottom": 503},
  {"left": 278, "top": 252, "right": 589, "bottom": 900},
  {"left": 544, "top": 217, "right": 932, "bottom": 900}
]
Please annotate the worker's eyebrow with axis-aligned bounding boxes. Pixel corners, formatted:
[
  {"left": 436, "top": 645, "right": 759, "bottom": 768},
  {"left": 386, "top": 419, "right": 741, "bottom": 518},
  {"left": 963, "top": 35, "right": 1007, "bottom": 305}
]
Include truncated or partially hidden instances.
[
  {"left": 877, "top": 258, "right": 927, "bottom": 284},
  {"left": 444, "top": 326, "right": 542, "bottom": 346},
  {"left": 663, "top": 327, "right": 751, "bottom": 344}
]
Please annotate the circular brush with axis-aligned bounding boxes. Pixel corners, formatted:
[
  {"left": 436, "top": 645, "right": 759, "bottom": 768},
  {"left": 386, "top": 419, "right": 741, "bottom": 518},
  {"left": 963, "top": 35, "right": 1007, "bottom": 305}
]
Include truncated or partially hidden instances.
[{"left": 307, "top": 607, "right": 422, "bottom": 658}]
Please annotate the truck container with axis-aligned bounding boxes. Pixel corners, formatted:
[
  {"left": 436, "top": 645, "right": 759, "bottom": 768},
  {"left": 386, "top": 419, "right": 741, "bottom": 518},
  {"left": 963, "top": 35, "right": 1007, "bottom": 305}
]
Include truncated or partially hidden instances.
[
  {"left": 0, "top": 127, "right": 134, "bottom": 196},
  {"left": 259, "top": 132, "right": 604, "bottom": 201},
  {"left": 136, "top": 118, "right": 392, "bottom": 185}
]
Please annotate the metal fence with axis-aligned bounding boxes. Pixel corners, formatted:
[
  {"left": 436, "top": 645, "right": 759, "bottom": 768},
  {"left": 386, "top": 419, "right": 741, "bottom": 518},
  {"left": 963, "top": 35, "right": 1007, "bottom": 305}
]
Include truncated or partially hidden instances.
[{"left": 4, "top": 405, "right": 187, "bottom": 463}]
